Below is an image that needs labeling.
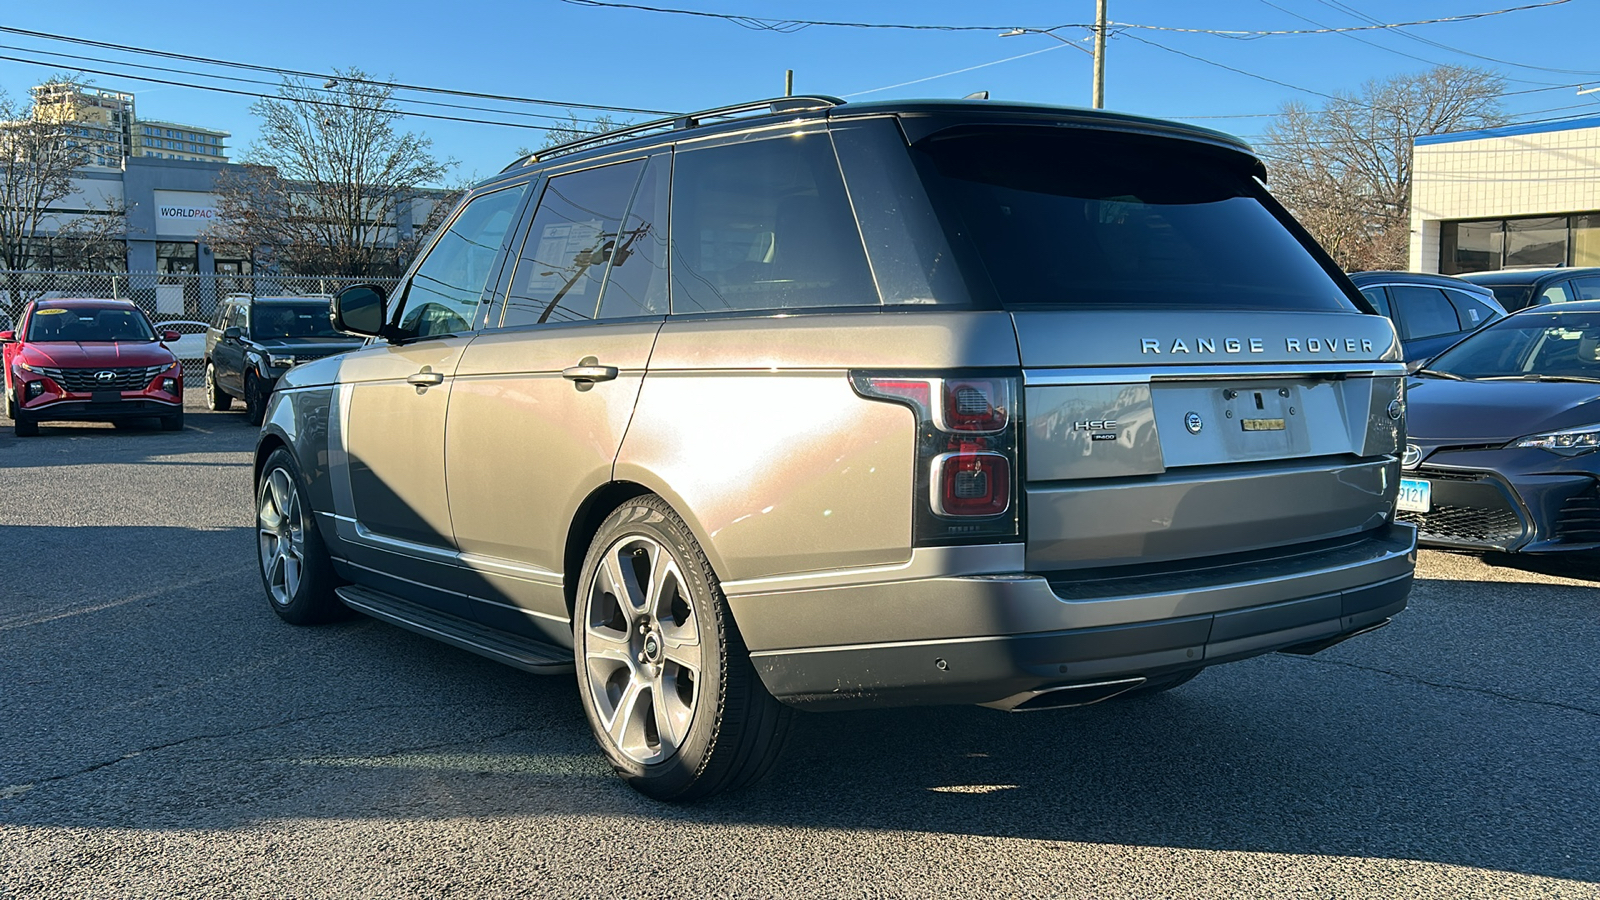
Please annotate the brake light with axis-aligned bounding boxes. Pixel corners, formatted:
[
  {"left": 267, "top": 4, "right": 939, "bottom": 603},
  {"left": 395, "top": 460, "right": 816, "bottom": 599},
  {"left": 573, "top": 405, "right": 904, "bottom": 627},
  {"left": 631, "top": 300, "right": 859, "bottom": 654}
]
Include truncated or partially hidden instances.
[{"left": 852, "top": 371, "right": 1021, "bottom": 545}]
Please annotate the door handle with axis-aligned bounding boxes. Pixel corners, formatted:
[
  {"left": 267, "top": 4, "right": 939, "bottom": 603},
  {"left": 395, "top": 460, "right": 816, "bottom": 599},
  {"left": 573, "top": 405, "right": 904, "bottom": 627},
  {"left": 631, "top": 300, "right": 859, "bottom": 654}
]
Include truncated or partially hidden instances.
[
  {"left": 407, "top": 368, "right": 444, "bottom": 387},
  {"left": 562, "top": 361, "right": 619, "bottom": 383}
]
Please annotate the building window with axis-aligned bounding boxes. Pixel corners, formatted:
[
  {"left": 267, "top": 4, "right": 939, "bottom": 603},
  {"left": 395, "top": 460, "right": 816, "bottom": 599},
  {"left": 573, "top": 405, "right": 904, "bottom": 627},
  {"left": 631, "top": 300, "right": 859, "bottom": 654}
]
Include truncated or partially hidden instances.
[{"left": 1441, "top": 214, "right": 1600, "bottom": 274}]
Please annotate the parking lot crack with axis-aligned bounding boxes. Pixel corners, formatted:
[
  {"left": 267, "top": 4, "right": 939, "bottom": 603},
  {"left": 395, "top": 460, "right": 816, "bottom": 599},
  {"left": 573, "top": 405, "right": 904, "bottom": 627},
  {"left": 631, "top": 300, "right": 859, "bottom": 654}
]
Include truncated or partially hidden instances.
[{"left": 1289, "top": 656, "right": 1600, "bottom": 720}]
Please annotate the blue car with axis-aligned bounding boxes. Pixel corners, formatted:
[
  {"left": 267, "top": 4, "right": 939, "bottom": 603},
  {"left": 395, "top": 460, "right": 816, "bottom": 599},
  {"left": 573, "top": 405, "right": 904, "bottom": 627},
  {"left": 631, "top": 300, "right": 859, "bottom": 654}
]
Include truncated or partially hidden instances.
[
  {"left": 1402, "top": 300, "right": 1600, "bottom": 557},
  {"left": 1348, "top": 271, "right": 1505, "bottom": 362}
]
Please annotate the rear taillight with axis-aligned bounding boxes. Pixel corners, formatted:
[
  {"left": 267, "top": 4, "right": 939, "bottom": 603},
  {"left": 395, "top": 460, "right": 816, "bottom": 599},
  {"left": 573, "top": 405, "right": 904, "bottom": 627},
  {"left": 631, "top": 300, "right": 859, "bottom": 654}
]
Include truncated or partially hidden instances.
[{"left": 853, "top": 371, "right": 1021, "bottom": 545}]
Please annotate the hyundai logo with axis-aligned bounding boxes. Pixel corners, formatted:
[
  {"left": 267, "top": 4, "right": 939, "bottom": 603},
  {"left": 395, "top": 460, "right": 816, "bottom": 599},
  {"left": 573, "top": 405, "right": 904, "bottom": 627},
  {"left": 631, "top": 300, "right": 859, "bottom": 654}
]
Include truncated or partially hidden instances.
[
  {"left": 95, "top": 370, "right": 116, "bottom": 384},
  {"left": 1402, "top": 444, "right": 1422, "bottom": 469}
]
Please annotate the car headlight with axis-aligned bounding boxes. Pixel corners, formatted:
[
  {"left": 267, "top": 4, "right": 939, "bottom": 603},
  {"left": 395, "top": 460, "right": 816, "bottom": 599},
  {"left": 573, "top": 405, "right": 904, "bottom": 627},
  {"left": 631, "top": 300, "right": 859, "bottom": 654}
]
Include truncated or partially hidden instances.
[
  {"left": 267, "top": 354, "right": 296, "bottom": 368},
  {"left": 1515, "top": 424, "right": 1600, "bottom": 456}
]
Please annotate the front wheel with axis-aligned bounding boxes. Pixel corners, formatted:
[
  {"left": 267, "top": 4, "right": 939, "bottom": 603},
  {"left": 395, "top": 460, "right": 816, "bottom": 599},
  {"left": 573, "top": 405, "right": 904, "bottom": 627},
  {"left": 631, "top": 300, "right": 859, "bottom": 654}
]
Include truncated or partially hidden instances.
[
  {"left": 574, "top": 496, "right": 791, "bottom": 801},
  {"left": 244, "top": 372, "right": 266, "bottom": 425},
  {"left": 160, "top": 409, "right": 185, "bottom": 432},
  {"left": 257, "top": 448, "right": 344, "bottom": 624},
  {"left": 12, "top": 412, "right": 38, "bottom": 437}
]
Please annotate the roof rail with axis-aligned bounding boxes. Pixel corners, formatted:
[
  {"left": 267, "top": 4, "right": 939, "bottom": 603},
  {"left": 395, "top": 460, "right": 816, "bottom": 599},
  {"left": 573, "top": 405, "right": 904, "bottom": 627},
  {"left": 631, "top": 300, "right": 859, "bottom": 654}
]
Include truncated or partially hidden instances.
[{"left": 501, "top": 95, "right": 846, "bottom": 172}]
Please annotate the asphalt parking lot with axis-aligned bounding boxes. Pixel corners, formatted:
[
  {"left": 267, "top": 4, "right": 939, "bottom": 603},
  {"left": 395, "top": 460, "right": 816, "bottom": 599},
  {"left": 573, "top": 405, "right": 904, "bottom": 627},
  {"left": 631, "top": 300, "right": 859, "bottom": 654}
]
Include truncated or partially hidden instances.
[{"left": 1, "top": 402, "right": 1597, "bottom": 899}]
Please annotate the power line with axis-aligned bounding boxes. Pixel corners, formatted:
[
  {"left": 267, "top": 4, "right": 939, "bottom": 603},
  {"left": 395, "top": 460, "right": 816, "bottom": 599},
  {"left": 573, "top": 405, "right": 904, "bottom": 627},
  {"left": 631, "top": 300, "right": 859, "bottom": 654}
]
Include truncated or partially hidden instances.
[
  {"left": 0, "top": 40, "right": 621, "bottom": 128},
  {"left": 0, "top": 24, "right": 676, "bottom": 116},
  {"left": 1119, "top": 32, "right": 1337, "bottom": 99},
  {"left": 0, "top": 51, "right": 560, "bottom": 132},
  {"left": 1314, "top": 0, "right": 1599, "bottom": 76},
  {"left": 556, "top": 0, "right": 1573, "bottom": 38}
]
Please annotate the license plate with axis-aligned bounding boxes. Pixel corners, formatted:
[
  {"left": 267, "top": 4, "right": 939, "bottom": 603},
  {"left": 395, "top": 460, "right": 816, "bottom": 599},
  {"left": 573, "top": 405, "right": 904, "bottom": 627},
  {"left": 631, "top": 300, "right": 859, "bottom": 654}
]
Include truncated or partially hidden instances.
[
  {"left": 90, "top": 390, "right": 121, "bottom": 404},
  {"left": 1398, "top": 477, "right": 1431, "bottom": 513}
]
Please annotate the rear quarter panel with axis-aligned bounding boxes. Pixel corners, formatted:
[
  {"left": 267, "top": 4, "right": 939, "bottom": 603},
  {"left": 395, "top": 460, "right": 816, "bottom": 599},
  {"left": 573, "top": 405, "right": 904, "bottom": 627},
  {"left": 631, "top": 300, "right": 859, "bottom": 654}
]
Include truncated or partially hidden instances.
[{"left": 615, "top": 310, "right": 1019, "bottom": 581}]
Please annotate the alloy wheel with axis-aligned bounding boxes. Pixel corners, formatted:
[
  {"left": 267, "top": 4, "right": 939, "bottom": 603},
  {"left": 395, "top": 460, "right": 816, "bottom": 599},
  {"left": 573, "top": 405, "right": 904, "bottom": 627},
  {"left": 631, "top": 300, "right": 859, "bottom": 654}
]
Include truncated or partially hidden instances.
[
  {"left": 583, "top": 534, "right": 702, "bottom": 766},
  {"left": 257, "top": 467, "right": 306, "bottom": 607}
]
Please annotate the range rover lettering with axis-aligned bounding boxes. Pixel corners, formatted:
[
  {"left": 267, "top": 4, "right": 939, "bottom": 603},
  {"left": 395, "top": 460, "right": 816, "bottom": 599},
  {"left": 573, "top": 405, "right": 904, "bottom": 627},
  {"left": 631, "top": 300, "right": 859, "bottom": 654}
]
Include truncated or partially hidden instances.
[{"left": 252, "top": 97, "right": 1416, "bottom": 800}]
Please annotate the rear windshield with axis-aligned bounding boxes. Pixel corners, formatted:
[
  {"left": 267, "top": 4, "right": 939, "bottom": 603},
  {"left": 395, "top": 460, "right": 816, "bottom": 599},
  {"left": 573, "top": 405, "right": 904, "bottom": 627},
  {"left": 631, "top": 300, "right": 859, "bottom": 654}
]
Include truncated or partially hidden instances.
[
  {"left": 26, "top": 306, "right": 155, "bottom": 342},
  {"left": 251, "top": 304, "right": 342, "bottom": 339},
  {"left": 912, "top": 129, "right": 1352, "bottom": 312}
]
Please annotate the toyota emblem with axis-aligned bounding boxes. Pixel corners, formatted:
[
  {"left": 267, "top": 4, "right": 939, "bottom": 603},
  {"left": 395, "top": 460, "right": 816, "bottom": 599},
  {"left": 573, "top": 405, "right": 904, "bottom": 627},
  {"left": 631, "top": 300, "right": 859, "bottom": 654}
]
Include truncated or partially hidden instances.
[
  {"left": 1402, "top": 444, "right": 1422, "bottom": 469},
  {"left": 95, "top": 370, "right": 116, "bottom": 384},
  {"left": 1184, "top": 411, "right": 1204, "bottom": 435}
]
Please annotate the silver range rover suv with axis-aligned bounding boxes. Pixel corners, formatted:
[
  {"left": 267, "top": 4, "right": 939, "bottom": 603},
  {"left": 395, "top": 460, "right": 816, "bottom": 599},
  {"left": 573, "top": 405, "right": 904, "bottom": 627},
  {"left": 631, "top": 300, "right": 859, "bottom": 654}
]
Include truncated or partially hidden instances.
[{"left": 254, "top": 96, "right": 1415, "bottom": 800}]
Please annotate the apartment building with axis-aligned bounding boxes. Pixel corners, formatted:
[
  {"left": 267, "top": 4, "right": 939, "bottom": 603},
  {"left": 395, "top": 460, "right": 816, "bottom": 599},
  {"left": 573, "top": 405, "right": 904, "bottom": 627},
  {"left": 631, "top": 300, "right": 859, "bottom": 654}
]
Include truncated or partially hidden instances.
[{"left": 133, "top": 121, "right": 229, "bottom": 163}]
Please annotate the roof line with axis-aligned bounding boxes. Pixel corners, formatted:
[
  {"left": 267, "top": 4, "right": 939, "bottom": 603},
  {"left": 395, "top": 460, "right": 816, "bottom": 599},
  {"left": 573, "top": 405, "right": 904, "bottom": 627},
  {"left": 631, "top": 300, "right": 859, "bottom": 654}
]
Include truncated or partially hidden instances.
[{"left": 1416, "top": 114, "right": 1600, "bottom": 146}]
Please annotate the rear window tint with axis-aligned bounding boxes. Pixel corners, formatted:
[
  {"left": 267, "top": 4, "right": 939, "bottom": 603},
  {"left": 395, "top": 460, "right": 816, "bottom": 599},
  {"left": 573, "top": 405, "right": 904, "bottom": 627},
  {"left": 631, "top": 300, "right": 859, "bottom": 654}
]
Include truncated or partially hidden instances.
[{"left": 912, "top": 129, "right": 1351, "bottom": 312}]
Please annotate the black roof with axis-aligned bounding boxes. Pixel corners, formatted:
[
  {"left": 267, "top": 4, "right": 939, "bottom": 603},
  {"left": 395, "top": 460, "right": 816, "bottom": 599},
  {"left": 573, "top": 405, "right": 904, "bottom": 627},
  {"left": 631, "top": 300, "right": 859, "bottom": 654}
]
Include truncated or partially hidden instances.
[
  {"left": 488, "top": 96, "right": 1258, "bottom": 188},
  {"left": 1459, "top": 267, "right": 1600, "bottom": 287},
  {"left": 1347, "top": 270, "right": 1495, "bottom": 296}
]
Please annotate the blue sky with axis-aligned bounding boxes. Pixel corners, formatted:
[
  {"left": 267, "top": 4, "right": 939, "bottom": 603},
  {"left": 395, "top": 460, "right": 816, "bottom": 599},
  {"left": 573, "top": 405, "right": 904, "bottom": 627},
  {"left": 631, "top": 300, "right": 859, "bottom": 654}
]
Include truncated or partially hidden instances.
[{"left": 1, "top": 0, "right": 1596, "bottom": 184}]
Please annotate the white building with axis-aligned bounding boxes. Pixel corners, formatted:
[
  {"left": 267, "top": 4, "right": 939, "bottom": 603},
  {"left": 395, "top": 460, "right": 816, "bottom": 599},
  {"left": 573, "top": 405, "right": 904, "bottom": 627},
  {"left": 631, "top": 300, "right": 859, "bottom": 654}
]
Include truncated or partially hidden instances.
[{"left": 1410, "top": 115, "right": 1600, "bottom": 275}]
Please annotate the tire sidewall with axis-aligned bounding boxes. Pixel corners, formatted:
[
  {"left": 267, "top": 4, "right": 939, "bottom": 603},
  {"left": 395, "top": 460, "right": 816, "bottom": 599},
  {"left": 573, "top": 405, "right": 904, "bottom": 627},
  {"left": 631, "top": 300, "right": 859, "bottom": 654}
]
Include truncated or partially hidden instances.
[
  {"left": 245, "top": 373, "right": 263, "bottom": 424},
  {"left": 574, "top": 499, "right": 729, "bottom": 797},
  {"left": 257, "top": 447, "right": 339, "bottom": 623}
]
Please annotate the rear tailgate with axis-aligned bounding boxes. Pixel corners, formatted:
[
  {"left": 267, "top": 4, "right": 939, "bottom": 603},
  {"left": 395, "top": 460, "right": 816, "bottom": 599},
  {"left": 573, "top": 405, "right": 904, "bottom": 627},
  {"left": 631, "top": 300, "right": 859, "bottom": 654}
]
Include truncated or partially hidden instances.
[{"left": 1016, "top": 309, "right": 1405, "bottom": 570}]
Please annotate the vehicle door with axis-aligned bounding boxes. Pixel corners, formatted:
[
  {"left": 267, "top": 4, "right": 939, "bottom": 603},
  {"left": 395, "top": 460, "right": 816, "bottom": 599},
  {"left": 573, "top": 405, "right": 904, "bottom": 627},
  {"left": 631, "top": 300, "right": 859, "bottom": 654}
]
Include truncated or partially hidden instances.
[
  {"left": 444, "top": 154, "right": 669, "bottom": 643},
  {"left": 211, "top": 302, "right": 248, "bottom": 393},
  {"left": 330, "top": 182, "right": 530, "bottom": 612},
  {"left": 1389, "top": 284, "right": 1466, "bottom": 361}
]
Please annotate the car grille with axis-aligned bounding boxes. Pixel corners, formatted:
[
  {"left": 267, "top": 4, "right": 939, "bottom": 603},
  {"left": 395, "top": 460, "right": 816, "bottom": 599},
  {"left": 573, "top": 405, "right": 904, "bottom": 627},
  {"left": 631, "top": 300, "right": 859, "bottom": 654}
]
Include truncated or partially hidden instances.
[
  {"left": 1399, "top": 504, "right": 1524, "bottom": 547},
  {"left": 34, "top": 365, "right": 166, "bottom": 392},
  {"left": 1398, "top": 465, "right": 1526, "bottom": 549}
]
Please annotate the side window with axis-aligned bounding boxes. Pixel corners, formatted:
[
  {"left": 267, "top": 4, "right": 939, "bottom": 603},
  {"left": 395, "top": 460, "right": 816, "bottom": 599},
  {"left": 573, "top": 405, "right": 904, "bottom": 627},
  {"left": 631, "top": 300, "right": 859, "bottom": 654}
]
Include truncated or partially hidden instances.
[
  {"left": 670, "top": 130, "right": 878, "bottom": 314},
  {"left": 1538, "top": 281, "right": 1572, "bottom": 305},
  {"left": 1359, "top": 287, "right": 1392, "bottom": 318},
  {"left": 498, "top": 160, "right": 643, "bottom": 328},
  {"left": 1390, "top": 285, "right": 1462, "bottom": 340},
  {"left": 597, "top": 154, "right": 670, "bottom": 319},
  {"left": 1445, "top": 290, "right": 1493, "bottom": 328},
  {"left": 396, "top": 184, "right": 527, "bottom": 339},
  {"left": 1569, "top": 276, "right": 1600, "bottom": 301},
  {"left": 211, "top": 303, "right": 230, "bottom": 329}
]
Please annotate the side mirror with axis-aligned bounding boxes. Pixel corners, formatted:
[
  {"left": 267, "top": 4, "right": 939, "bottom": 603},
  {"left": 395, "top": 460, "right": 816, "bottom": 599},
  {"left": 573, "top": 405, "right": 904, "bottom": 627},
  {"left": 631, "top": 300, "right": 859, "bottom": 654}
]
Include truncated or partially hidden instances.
[
  {"left": 161, "top": 330, "right": 181, "bottom": 343},
  {"left": 0, "top": 331, "right": 13, "bottom": 343},
  {"left": 332, "top": 283, "right": 389, "bottom": 337},
  {"left": 223, "top": 326, "right": 243, "bottom": 341}
]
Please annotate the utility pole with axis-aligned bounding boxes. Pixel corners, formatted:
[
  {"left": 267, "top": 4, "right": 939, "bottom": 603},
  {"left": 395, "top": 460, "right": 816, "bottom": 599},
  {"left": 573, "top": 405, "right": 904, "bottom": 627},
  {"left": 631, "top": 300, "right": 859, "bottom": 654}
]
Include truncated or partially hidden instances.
[
  {"left": 785, "top": 69, "right": 794, "bottom": 97},
  {"left": 1092, "top": 0, "right": 1107, "bottom": 109}
]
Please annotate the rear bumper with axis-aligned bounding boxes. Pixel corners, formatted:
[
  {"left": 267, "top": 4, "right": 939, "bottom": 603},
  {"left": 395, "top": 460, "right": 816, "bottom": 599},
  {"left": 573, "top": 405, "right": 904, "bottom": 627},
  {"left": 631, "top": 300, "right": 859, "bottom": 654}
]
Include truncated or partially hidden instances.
[{"left": 731, "top": 522, "right": 1416, "bottom": 710}]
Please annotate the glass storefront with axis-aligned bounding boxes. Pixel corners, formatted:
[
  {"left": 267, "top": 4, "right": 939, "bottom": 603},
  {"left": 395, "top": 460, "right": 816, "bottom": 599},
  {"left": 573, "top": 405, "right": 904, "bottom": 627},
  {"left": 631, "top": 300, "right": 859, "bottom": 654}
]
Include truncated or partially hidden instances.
[{"left": 1442, "top": 213, "right": 1600, "bottom": 274}]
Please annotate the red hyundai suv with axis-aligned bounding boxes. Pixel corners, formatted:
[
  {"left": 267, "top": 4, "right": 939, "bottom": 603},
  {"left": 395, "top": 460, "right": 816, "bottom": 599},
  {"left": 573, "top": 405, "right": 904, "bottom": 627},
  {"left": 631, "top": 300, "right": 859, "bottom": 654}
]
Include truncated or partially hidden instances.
[{"left": 2, "top": 299, "right": 184, "bottom": 437}]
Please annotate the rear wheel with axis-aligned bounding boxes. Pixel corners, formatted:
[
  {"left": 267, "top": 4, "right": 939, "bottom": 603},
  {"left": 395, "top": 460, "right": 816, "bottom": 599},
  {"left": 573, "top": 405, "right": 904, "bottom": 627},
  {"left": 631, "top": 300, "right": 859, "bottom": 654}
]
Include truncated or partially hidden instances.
[
  {"left": 205, "top": 362, "right": 232, "bottom": 411},
  {"left": 257, "top": 448, "right": 344, "bottom": 624},
  {"left": 574, "top": 496, "right": 791, "bottom": 801}
]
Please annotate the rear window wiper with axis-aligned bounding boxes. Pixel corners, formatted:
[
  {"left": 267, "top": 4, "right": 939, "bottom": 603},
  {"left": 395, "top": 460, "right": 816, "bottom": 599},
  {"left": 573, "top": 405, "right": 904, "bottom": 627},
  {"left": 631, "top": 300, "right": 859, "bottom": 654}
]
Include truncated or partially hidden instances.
[{"left": 1415, "top": 368, "right": 1465, "bottom": 381}]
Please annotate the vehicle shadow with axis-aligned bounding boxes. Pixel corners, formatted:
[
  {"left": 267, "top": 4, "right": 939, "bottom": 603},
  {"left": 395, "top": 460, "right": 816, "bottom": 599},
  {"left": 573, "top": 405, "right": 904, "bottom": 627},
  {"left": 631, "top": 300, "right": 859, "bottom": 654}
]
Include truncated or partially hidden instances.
[{"left": 2, "top": 520, "right": 1594, "bottom": 885}]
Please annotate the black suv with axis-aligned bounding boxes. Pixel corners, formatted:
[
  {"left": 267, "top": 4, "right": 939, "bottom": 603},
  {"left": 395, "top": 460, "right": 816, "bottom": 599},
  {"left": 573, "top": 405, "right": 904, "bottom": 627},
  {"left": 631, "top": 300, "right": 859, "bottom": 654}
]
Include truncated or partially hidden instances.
[
  {"left": 1348, "top": 271, "right": 1504, "bottom": 361},
  {"left": 1459, "top": 267, "right": 1600, "bottom": 312},
  {"left": 203, "top": 296, "right": 365, "bottom": 423}
]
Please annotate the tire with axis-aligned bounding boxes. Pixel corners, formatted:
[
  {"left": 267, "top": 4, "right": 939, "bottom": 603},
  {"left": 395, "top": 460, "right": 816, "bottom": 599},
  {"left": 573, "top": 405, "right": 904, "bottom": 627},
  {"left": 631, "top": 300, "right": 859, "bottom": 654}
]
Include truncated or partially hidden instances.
[
  {"left": 256, "top": 447, "right": 345, "bottom": 625},
  {"left": 13, "top": 413, "right": 38, "bottom": 437},
  {"left": 574, "top": 496, "right": 792, "bottom": 801},
  {"left": 160, "top": 409, "right": 185, "bottom": 432},
  {"left": 205, "top": 362, "right": 232, "bottom": 411},
  {"left": 244, "top": 372, "right": 265, "bottom": 426}
]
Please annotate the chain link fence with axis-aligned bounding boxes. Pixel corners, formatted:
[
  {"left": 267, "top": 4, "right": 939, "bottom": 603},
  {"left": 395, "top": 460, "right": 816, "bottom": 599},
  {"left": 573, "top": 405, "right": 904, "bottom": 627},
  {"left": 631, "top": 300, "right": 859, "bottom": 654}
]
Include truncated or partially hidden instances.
[{"left": 1, "top": 270, "right": 402, "bottom": 330}]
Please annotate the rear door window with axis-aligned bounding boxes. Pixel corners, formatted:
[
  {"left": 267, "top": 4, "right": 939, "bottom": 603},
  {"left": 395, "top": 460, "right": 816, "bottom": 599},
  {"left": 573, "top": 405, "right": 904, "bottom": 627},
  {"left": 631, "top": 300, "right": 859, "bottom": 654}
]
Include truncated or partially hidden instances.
[
  {"left": 1391, "top": 285, "right": 1462, "bottom": 340},
  {"left": 911, "top": 128, "right": 1352, "bottom": 311},
  {"left": 670, "top": 130, "right": 879, "bottom": 313},
  {"left": 1444, "top": 290, "right": 1495, "bottom": 328},
  {"left": 498, "top": 160, "right": 645, "bottom": 328}
]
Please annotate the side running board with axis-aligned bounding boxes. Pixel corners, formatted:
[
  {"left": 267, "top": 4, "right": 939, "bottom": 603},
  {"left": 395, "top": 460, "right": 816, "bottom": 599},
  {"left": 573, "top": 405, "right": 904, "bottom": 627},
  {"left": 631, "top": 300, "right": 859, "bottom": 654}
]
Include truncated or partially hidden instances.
[{"left": 336, "top": 585, "right": 574, "bottom": 674}]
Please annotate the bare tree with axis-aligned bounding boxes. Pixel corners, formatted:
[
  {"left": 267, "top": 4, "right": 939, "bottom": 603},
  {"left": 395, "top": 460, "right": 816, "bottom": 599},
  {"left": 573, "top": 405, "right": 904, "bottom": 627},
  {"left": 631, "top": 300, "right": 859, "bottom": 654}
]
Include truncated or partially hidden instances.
[
  {"left": 0, "top": 80, "right": 128, "bottom": 317},
  {"left": 530, "top": 112, "right": 630, "bottom": 153},
  {"left": 1261, "top": 65, "right": 1506, "bottom": 271},
  {"left": 207, "top": 68, "right": 450, "bottom": 277}
]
